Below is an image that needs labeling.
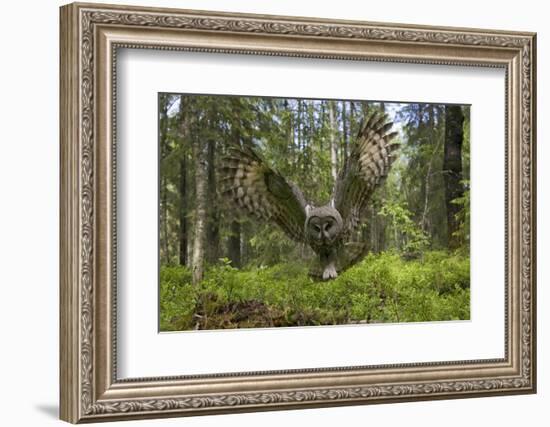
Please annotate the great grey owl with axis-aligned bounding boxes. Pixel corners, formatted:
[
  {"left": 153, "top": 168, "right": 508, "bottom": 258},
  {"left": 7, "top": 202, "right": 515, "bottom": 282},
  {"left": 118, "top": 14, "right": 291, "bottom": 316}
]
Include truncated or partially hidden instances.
[{"left": 220, "top": 111, "right": 399, "bottom": 280}]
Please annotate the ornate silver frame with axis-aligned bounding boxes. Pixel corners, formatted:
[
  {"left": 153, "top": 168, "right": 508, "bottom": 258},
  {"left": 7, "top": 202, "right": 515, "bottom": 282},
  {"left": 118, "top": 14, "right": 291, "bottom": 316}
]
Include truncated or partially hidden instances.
[{"left": 60, "top": 2, "right": 536, "bottom": 423}]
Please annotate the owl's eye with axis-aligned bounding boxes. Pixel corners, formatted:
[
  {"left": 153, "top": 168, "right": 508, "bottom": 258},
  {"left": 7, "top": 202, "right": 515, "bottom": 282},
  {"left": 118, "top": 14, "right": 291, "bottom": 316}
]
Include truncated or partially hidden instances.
[{"left": 312, "top": 224, "right": 321, "bottom": 232}]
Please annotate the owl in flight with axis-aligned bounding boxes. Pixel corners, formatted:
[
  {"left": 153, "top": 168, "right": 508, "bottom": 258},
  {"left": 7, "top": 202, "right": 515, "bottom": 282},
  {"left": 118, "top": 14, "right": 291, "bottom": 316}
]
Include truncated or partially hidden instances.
[{"left": 221, "top": 112, "right": 399, "bottom": 280}]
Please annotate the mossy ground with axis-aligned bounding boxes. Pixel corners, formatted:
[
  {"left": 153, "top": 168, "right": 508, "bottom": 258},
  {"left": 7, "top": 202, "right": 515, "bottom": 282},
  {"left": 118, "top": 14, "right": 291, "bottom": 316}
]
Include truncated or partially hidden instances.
[{"left": 160, "top": 251, "right": 470, "bottom": 331}]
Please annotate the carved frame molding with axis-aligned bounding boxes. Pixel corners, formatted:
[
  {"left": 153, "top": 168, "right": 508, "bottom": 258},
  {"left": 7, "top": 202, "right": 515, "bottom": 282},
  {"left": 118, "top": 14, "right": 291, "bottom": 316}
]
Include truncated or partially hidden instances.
[{"left": 60, "top": 2, "right": 536, "bottom": 423}]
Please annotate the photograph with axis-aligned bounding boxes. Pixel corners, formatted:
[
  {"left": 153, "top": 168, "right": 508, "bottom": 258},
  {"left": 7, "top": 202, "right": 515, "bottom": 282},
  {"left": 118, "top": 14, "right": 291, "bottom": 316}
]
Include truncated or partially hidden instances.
[{"left": 158, "top": 94, "right": 471, "bottom": 331}]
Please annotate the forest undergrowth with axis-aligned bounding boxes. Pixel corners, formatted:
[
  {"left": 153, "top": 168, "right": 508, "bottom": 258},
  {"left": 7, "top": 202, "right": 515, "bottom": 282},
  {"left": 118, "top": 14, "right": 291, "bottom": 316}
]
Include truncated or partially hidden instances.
[{"left": 160, "top": 250, "right": 470, "bottom": 331}]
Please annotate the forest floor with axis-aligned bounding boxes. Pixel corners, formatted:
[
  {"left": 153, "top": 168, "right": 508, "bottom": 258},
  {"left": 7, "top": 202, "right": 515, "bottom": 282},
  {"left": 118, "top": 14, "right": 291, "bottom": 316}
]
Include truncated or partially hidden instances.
[{"left": 159, "top": 251, "right": 470, "bottom": 331}]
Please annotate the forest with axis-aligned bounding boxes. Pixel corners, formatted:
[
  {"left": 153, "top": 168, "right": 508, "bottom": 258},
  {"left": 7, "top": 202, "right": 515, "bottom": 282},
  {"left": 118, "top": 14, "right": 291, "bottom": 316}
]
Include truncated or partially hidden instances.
[{"left": 158, "top": 94, "right": 470, "bottom": 331}]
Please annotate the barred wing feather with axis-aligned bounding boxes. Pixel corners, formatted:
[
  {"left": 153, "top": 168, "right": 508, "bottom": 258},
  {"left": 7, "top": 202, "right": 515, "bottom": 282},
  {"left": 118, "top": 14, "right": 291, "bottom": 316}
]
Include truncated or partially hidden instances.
[
  {"left": 333, "top": 112, "right": 400, "bottom": 235},
  {"left": 220, "top": 144, "right": 308, "bottom": 243}
]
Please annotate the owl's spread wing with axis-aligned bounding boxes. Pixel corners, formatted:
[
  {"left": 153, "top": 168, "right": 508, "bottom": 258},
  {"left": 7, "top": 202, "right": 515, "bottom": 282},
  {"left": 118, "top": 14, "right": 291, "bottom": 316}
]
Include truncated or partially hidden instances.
[
  {"left": 333, "top": 112, "right": 400, "bottom": 235},
  {"left": 220, "top": 144, "right": 308, "bottom": 243}
]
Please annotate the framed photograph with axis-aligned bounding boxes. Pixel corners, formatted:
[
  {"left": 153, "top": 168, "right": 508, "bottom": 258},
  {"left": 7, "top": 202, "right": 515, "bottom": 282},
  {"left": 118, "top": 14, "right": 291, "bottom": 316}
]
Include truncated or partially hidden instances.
[{"left": 60, "top": 2, "right": 537, "bottom": 423}]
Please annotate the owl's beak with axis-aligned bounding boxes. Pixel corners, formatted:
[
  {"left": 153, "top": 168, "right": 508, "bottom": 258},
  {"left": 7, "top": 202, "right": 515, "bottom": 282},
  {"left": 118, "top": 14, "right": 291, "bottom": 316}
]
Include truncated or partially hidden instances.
[{"left": 322, "top": 223, "right": 331, "bottom": 241}]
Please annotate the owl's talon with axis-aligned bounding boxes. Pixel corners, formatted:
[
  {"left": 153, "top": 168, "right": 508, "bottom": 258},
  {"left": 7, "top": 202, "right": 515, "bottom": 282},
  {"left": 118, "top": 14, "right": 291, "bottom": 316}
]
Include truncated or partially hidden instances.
[{"left": 322, "top": 263, "right": 338, "bottom": 280}]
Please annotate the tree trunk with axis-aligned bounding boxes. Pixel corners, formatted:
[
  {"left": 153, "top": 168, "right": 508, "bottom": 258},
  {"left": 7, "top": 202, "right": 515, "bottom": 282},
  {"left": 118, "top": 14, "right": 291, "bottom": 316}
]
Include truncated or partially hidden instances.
[
  {"left": 178, "top": 155, "right": 188, "bottom": 266},
  {"left": 297, "top": 99, "right": 303, "bottom": 152},
  {"left": 443, "top": 105, "right": 465, "bottom": 250},
  {"left": 319, "top": 102, "right": 326, "bottom": 151},
  {"left": 370, "top": 207, "right": 378, "bottom": 252},
  {"left": 159, "top": 96, "right": 171, "bottom": 264},
  {"left": 306, "top": 101, "right": 315, "bottom": 176},
  {"left": 420, "top": 106, "right": 436, "bottom": 234},
  {"left": 226, "top": 101, "right": 243, "bottom": 269},
  {"left": 341, "top": 101, "right": 348, "bottom": 164},
  {"left": 328, "top": 101, "right": 339, "bottom": 184},
  {"left": 241, "top": 222, "right": 249, "bottom": 266},
  {"left": 350, "top": 102, "right": 357, "bottom": 140},
  {"left": 206, "top": 134, "right": 220, "bottom": 264},
  {"left": 228, "top": 220, "right": 241, "bottom": 268},
  {"left": 178, "top": 95, "right": 190, "bottom": 267},
  {"left": 191, "top": 131, "right": 208, "bottom": 285}
]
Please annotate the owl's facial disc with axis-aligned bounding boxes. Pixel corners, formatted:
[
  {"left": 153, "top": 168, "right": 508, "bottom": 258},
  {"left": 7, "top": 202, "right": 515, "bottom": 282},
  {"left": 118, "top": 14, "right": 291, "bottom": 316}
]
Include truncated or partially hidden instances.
[
  {"left": 307, "top": 215, "right": 339, "bottom": 244},
  {"left": 307, "top": 216, "right": 321, "bottom": 241}
]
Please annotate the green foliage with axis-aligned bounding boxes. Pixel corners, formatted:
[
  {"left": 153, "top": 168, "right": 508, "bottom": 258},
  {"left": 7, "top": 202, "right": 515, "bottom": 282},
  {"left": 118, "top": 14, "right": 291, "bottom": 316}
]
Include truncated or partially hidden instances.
[
  {"left": 396, "top": 104, "right": 448, "bottom": 248},
  {"left": 451, "top": 180, "right": 470, "bottom": 249},
  {"left": 160, "top": 251, "right": 470, "bottom": 331},
  {"left": 159, "top": 266, "right": 195, "bottom": 331},
  {"left": 378, "top": 200, "right": 430, "bottom": 255}
]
